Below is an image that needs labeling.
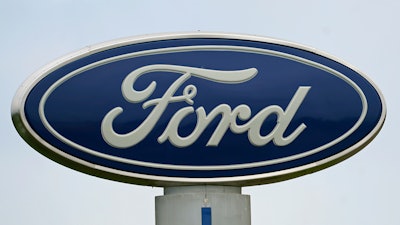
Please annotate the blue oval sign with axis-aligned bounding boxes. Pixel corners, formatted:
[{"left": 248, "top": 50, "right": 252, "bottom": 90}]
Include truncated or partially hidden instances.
[{"left": 12, "top": 33, "right": 386, "bottom": 186}]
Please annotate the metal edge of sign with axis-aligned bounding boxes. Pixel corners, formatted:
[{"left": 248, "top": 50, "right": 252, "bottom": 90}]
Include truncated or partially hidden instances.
[{"left": 11, "top": 32, "right": 387, "bottom": 187}]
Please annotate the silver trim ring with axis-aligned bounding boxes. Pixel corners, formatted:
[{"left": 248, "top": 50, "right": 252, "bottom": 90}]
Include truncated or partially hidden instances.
[{"left": 11, "top": 32, "right": 386, "bottom": 186}]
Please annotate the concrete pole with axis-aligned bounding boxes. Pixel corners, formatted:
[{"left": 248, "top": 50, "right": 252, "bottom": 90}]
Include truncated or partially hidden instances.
[{"left": 155, "top": 185, "right": 251, "bottom": 225}]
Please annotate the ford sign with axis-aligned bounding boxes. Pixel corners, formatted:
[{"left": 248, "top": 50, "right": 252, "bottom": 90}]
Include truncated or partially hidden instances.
[{"left": 12, "top": 33, "right": 386, "bottom": 186}]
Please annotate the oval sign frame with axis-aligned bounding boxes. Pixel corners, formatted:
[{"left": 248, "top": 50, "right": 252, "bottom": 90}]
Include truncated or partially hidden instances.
[{"left": 12, "top": 33, "right": 386, "bottom": 186}]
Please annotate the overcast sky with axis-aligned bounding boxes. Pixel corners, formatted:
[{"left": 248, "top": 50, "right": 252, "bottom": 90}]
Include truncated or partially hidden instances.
[{"left": 1, "top": 1, "right": 398, "bottom": 225}]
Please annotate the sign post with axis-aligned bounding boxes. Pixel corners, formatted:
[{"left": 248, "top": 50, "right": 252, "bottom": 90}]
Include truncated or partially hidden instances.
[{"left": 155, "top": 186, "right": 250, "bottom": 225}]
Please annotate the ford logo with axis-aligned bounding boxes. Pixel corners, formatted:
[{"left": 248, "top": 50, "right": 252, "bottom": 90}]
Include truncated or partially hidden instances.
[{"left": 12, "top": 33, "right": 386, "bottom": 186}]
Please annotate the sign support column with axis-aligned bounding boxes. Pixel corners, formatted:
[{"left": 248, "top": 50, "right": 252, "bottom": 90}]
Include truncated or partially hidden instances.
[{"left": 155, "top": 185, "right": 251, "bottom": 225}]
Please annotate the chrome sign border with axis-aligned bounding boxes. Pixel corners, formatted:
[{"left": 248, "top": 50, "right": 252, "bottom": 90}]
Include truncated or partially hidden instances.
[{"left": 11, "top": 33, "right": 386, "bottom": 186}]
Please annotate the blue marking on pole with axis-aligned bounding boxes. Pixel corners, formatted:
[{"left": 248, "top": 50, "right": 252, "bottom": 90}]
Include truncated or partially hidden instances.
[{"left": 202, "top": 207, "right": 212, "bottom": 225}]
